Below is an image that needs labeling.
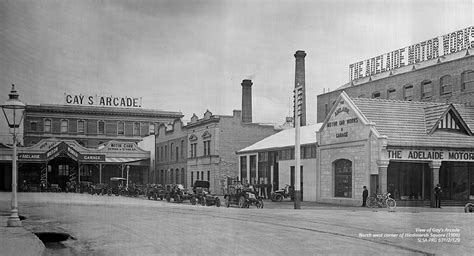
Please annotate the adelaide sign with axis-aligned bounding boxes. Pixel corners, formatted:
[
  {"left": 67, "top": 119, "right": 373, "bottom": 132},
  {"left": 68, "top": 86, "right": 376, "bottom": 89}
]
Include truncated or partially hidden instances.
[
  {"left": 64, "top": 93, "right": 142, "bottom": 108},
  {"left": 388, "top": 149, "right": 474, "bottom": 161},
  {"left": 349, "top": 26, "right": 474, "bottom": 81}
]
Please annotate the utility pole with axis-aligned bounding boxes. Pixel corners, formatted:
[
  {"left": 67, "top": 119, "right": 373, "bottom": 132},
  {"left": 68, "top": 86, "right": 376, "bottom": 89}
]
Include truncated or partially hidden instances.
[{"left": 294, "top": 85, "right": 303, "bottom": 209}]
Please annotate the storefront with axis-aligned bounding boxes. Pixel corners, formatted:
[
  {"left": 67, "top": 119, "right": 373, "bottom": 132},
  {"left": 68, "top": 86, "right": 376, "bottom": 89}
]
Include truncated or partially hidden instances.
[
  {"left": 0, "top": 138, "right": 150, "bottom": 191},
  {"left": 316, "top": 91, "right": 474, "bottom": 206}
]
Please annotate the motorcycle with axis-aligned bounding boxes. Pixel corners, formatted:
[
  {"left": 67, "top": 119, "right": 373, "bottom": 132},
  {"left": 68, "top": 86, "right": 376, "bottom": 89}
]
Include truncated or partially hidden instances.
[{"left": 271, "top": 184, "right": 293, "bottom": 202}]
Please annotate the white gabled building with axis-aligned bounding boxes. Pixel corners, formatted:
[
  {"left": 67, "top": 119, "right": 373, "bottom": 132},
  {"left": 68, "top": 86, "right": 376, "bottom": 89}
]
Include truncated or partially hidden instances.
[{"left": 236, "top": 123, "right": 321, "bottom": 201}]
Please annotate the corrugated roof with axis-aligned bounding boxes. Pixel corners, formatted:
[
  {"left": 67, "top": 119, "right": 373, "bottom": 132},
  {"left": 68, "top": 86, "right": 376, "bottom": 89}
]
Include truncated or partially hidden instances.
[{"left": 237, "top": 123, "right": 321, "bottom": 153}]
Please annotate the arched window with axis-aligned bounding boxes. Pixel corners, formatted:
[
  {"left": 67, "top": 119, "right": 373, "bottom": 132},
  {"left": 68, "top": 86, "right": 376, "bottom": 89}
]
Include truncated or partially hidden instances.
[
  {"left": 176, "top": 168, "right": 179, "bottom": 184},
  {"left": 421, "top": 80, "right": 432, "bottom": 99},
  {"left": 181, "top": 168, "right": 185, "bottom": 184},
  {"left": 440, "top": 75, "right": 452, "bottom": 95},
  {"left": 334, "top": 159, "right": 352, "bottom": 198},
  {"left": 461, "top": 70, "right": 474, "bottom": 91}
]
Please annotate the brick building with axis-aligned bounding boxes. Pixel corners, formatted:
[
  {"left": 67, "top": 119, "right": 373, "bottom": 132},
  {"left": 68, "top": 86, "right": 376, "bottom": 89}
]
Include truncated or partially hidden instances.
[
  {"left": 154, "top": 79, "right": 281, "bottom": 194},
  {"left": 0, "top": 96, "right": 182, "bottom": 191}
]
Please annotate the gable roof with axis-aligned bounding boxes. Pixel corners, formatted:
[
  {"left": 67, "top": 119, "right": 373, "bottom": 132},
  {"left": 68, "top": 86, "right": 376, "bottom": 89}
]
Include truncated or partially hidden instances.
[
  {"left": 237, "top": 123, "right": 322, "bottom": 154},
  {"left": 349, "top": 96, "right": 474, "bottom": 148}
]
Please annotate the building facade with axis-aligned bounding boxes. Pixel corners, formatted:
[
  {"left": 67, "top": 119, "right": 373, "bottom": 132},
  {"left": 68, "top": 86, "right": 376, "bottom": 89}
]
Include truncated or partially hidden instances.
[
  {"left": 316, "top": 91, "right": 474, "bottom": 206},
  {"left": 0, "top": 100, "right": 183, "bottom": 191},
  {"left": 236, "top": 124, "right": 319, "bottom": 201}
]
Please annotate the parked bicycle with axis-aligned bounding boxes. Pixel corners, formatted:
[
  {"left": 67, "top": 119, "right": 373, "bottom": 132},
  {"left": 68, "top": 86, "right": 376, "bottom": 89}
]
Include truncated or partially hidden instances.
[{"left": 366, "top": 193, "right": 396, "bottom": 209}]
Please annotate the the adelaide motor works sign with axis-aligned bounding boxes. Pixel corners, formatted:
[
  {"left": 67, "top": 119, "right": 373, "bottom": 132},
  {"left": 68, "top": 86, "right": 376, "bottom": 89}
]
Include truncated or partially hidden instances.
[
  {"left": 388, "top": 149, "right": 474, "bottom": 161},
  {"left": 349, "top": 26, "right": 474, "bottom": 81},
  {"left": 64, "top": 93, "right": 142, "bottom": 108}
]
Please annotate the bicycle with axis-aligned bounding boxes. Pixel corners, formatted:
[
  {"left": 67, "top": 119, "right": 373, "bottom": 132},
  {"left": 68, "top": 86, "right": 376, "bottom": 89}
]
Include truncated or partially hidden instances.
[{"left": 366, "top": 193, "right": 396, "bottom": 209}]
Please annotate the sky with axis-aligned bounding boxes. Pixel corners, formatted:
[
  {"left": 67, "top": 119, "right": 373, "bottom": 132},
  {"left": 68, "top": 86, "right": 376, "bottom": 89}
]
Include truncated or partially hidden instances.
[{"left": 0, "top": 0, "right": 473, "bottom": 142}]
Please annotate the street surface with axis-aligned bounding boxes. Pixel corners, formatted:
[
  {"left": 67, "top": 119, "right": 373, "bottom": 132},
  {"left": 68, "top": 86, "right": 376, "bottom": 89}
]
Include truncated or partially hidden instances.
[{"left": 0, "top": 192, "right": 473, "bottom": 255}]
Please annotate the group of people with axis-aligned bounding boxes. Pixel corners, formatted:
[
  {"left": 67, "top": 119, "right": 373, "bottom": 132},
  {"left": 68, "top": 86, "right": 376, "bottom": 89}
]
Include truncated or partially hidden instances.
[{"left": 360, "top": 184, "right": 443, "bottom": 208}]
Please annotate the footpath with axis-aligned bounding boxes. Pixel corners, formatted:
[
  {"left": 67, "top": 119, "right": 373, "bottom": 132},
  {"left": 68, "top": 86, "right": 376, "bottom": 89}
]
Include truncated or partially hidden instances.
[{"left": 0, "top": 216, "right": 45, "bottom": 256}]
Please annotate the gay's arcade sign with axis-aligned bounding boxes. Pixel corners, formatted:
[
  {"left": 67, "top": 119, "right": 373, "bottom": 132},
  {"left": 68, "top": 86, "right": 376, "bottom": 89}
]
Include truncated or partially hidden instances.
[
  {"left": 349, "top": 26, "right": 474, "bottom": 81},
  {"left": 64, "top": 93, "right": 142, "bottom": 108}
]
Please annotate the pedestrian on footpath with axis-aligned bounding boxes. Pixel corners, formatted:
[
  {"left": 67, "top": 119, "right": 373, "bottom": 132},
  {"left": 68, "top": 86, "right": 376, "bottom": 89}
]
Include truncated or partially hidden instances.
[
  {"left": 361, "top": 186, "right": 368, "bottom": 207},
  {"left": 434, "top": 184, "right": 442, "bottom": 208}
]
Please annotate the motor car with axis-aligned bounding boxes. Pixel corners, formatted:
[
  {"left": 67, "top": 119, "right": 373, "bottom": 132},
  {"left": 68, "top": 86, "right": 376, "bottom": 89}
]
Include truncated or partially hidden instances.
[
  {"left": 107, "top": 177, "right": 127, "bottom": 196},
  {"left": 190, "top": 180, "right": 221, "bottom": 207},
  {"left": 166, "top": 184, "right": 192, "bottom": 203},
  {"left": 224, "top": 180, "right": 263, "bottom": 208}
]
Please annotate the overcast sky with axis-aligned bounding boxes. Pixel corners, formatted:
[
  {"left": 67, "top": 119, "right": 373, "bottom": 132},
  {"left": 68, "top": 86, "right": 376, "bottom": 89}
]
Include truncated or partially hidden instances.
[{"left": 1, "top": 0, "right": 473, "bottom": 140}]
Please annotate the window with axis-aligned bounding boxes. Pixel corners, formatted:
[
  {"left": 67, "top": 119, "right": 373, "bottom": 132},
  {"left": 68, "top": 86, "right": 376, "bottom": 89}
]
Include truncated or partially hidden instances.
[
  {"left": 403, "top": 85, "right": 414, "bottom": 101},
  {"left": 461, "top": 70, "right": 474, "bottom": 91},
  {"left": 197, "top": 171, "right": 199, "bottom": 180},
  {"left": 98, "top": 120, "right": 105, "bottom": 134},
  {"left": 190, "top": 143, "right": 197, "bottom": 158},
  {"left": 165, "top": 145, "right": 168, "bottom": 161},
  {"left": 207, "top": 171, "right": 210, "bottom": 182},
  {"left": 77, "top": 120, "right": 85, "bottom": 134},
  {"left": 160, "top": 146, "right": 163, "bottom": 161},
  {"left": 240, "top": 156, "right": 247, "bottom": 181},
  {"left": 170, "top": 143, "right": 174, "bottom": 160},
  {"left": 44, "top": 119, "right": 51, "bottom": 133},
  {"left": 58, "top": 165, "right": 70, "bottom": 176},
  {"left": 176, "top": 146, "right": 179, "bottom": 162},
  {"left": 334, "top": 159, "right": 352, "bottom": 198},
  {"left": 440, "top": 75, "right": 452, "bottom": 95},
  {"left": 386, "top": 88, "right": 396, "bottom": 100},
  {"left": 149, "top": 123, "right": 156, "bottom": 135},
  {"left": 203, "top": 140, "right": 211, "bottom": 156},
  {"left": 80, "top": 165, "right": 92, "bottom": 176},
  {"left": 181, "top": 140, "right": 184, "bottom": 159},
  {"left": 156, "top": 146, "right": 160, "bottom": 161},
  {"left": 117, "top": 122, "right": 124, "bottom": 135},
  {"left": 372, "top": 91, "right": 381, "bottom": 99},
  {"left": 421, "top": 80, "right": 432, "bottom": 99},
  {"left": 133, "top": 122, "right": 140, "bottom": 136},
  {"left": 30, "top": 122, "right": 37, "bottom": 132},
  {"left": 191, "top": 172, "right": 194, "bottom": 185},
  {"left": 60, "top": 120, "right": 68, "bottom": 133}
]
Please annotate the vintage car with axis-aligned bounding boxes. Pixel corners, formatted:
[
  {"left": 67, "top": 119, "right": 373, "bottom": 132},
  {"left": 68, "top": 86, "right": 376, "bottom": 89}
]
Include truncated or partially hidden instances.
[
  {"left": 166, "top": 184, "right": 192, "bottom": 203},
  {"left": 146, "top": 184, "right": 165, "bottom": 200},
  {"left": 107, "top": 177, "right": 127, "bottom": 196},
  {"left": 88, "top": 183, "right": 108, "bottom": 195},
  {"left": 224, "top": 181, "right": 263, "bottom": 208},
  {"left": 190, "top": 180, "right": 221, "bottom": 207}
]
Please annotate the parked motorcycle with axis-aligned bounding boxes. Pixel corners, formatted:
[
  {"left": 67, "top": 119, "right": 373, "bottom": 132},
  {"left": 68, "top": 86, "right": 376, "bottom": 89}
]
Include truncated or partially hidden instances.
[{"left": 271, "top": 184, "right": 293, "bottom": 202}]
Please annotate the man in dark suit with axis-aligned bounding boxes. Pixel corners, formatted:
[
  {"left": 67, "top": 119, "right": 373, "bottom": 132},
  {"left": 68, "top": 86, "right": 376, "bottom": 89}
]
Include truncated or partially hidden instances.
[
  {"left": 361, "top": 186, "right": 369, "bottom": 207},
  {"left": 434, "top": 184, "right": 442, "bottom": 208}
]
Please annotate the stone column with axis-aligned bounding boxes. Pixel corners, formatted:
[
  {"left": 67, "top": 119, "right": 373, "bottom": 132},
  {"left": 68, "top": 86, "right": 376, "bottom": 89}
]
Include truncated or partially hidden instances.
[
  {"left": 377, "top": 160, "right": 389, "bottom": 194},
  {"left": 429, "top": 161, "right": 442, "bottom": 208}
]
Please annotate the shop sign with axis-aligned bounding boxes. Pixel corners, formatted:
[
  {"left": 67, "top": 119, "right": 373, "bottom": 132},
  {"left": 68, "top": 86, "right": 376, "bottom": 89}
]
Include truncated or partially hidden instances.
[
  {"left": 18, "top": 153, "right": 44, "bottom": 160},
  {"left": 80, "top": 154, "right": 106, "bottom": 162},
  {"left": 103, "top": 142, "right": 138, "bottom": 151},
  {"left": 64, "top": 93, "right": 142, "bottom": 108},
  {"left": 349, "top": 26, "right": 474, "bottom": 81},
  {"left": 388, "top": 149, "right": 474, "bottom": 161}
]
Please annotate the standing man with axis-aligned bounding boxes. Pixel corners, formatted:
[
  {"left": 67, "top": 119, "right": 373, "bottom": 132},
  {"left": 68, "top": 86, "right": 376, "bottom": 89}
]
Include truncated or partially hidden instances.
[
  {"left": 434, "top": 184, "right": 442, "bottom": 208},
  {"left": 361, "top": 186, "right": 369, "bottom": 207}
]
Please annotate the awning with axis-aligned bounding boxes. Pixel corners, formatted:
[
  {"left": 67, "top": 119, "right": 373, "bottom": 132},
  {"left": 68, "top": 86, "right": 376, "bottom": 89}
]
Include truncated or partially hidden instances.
[{"left": 105, "top": 157, "right": 149, "bottom": 163}]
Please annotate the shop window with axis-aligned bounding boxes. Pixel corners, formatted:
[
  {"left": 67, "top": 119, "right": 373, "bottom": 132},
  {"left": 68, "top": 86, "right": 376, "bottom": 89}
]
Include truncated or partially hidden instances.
[
  {"left": 133, "top": 122, "right": 140, "bottom": 136},
  {"left": 80, "top": 166, "right": 92, "bottom": 176},
  {"left": 240, "top": 156, "right": 247, "bottom": 182},
  {"left": 334, "top": 159, "right": 352, "bottom": 198},
  {"left": 403, "top": 85, "right": 413, "bottom": 101},
  {"left": 44, "top": 119, "right": 51, "bottom": 133},
  {"left": 30, "top": 121, "right": 37, "bottom": 132},
  {"left": 58, "top": 165, "right": 70, "bottom": 176},
  {"left": 440, "top": 75, "right": 452, "bottom": 95},
  {"left": 77, "top": 120, "right": 85, "bottom": 134},
  {"left": 387, "top": 162, "right": 430, "bottom": 200},
  {"left": 117, "top": 121, "right": 124, "bottom": 135},
  {"left": 61, "top": 120, "right": 68, "bottom": 133},
  {"left": 372, "top": 91, "right": 381, "bottom": 99},
  {"left": 421, "top": 80, "right": 432, "bottom": 99},
  {"left": 386, "top": 88, "right": 396, "bottom": 100},
  {"left": 461, "top": 70, "right": 474, "bottom": 91},
  {"left": 98, "top": 120, "right": 105, "bottom": 135}
]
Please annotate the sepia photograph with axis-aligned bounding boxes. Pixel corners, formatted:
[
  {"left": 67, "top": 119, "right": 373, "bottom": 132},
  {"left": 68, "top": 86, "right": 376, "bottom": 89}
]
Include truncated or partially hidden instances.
[{"left": 0, "top": 0, "right": 473, "bottom": 255}]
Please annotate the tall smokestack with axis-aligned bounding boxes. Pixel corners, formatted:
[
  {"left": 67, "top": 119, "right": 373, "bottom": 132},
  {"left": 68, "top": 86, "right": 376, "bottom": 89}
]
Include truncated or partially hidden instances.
[
  {"left": 241, "top": 79, "right": 253, "bottom": 123},
  {"left": 294, "top": 50, "right": 306, "bottom": 126}
]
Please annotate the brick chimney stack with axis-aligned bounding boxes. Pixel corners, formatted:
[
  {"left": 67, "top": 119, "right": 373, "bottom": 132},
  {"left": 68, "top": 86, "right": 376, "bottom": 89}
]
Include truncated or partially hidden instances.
[
  {"left": 241, "top": 79, "right": 253, "bottom": 123},
  {"left": 294, "top": 50, "right": 306, "bottom": 126}
]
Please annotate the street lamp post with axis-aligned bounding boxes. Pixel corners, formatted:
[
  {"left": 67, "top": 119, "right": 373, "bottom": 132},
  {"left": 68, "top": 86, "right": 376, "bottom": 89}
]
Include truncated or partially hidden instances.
[{"left": 2, "top": 84, "right": 26, "bottom": 227}]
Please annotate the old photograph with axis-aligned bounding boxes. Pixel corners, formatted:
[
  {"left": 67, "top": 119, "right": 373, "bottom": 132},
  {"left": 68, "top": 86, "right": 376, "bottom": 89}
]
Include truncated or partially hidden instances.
[{"left": 0, "top": 0, "right": 473, "bottom": 255}]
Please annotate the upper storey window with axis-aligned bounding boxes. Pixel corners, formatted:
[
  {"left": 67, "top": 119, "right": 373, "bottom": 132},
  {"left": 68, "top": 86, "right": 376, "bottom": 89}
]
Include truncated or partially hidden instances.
[
  {"left": 98, "top": 120, "right": 105, "bottom": 135},
  {"left": 44, "top": 119, "right": 51, "bottom": 133},
  {"left": 461, "top": 70, "right": 474, "bottom": 91},
  {"left": 421, "top": 80, "right": 432, "bottom": 99},
  {"left": 117, "top": 122, "right": 125, "bottom": 135},
  {"left": 133, "top": 122, "right": 140, "bottom": 136},
  {"left": 77, "top": 120, "right": 85, "bottom": 134},
  {"left": 403, "top": 85, "right": 413, "bottom": 101},
  {"left": 60, "top": 120, "right": 68, "bottom": 133},
  {"left": 440, "top": 75, "right": 453, "bottom": 95},
  {"left": 149, "top": 123, "right": 156, "bottom": 135}
]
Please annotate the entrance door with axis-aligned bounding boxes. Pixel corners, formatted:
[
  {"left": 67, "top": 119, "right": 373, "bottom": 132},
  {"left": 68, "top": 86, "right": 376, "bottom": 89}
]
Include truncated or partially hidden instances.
[
  {"left": 440, "top": 162, "right": 469, "bottom": 201},
  {"left": 370, "top": 174, "right": 378, "bottom": 196}
]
